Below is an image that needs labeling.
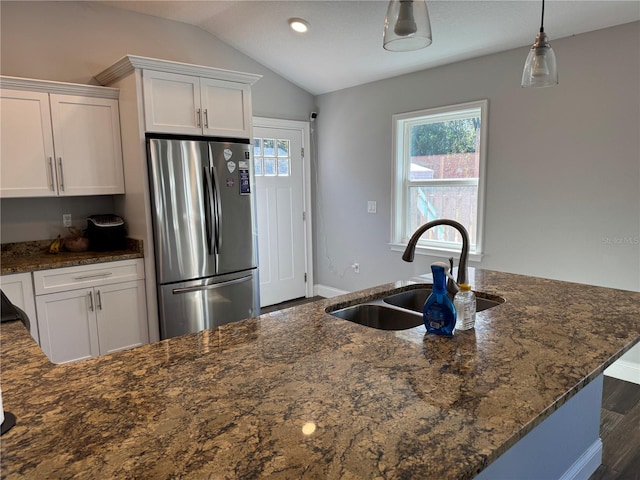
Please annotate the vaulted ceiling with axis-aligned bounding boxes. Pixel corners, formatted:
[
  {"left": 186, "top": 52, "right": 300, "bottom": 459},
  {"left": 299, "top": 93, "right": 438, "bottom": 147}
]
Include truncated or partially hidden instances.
[{"left": 101, "top": 1, "right": 640, "bottom": 95}]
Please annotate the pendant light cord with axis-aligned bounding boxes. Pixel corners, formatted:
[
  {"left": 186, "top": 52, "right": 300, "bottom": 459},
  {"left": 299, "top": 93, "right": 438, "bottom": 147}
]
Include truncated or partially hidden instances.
[{"left": 539, "top": 0, "right": 545, "bottom": 33}]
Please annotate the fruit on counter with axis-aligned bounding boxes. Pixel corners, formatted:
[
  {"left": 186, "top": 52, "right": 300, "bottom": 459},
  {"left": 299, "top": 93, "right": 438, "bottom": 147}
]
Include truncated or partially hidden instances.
[
  {"left": 48, "top": 235, "right": 62, "bottom": 254},
  {"left": 63, "top": 227, "right": 90, "bottom": 252}
]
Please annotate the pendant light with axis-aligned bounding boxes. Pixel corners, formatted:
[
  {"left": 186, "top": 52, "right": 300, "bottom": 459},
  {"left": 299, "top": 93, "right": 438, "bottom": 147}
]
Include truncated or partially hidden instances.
[
  {"left": 521, "top": 0, "right": 558, "bottom": 87},
  {"left": 383, "top": 0, "right": 432, "bottom": 52}
]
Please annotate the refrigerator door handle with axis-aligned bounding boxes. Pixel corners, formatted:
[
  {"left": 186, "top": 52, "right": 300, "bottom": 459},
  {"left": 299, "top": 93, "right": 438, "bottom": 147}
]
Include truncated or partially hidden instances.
[
  {"left": 171, "top": 274, "right": 253, "bottom": 295},
  {"left": 210, "top": 164, "right": 223, "bottom": 254},
  {"left": 203, "top": 166, "right": 215, "bottom": 255}
]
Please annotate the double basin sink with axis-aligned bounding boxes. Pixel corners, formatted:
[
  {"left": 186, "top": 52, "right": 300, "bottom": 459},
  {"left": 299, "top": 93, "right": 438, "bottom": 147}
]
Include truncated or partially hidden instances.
[{"left": 326, "top": 286, "right": 505, "bottom": 331}]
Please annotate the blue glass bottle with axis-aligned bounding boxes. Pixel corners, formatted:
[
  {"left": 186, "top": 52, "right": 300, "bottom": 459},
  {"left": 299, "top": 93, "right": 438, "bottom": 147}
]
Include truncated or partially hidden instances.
[{"left": 423, "top": 262, "right": 457, "bottom": 335}]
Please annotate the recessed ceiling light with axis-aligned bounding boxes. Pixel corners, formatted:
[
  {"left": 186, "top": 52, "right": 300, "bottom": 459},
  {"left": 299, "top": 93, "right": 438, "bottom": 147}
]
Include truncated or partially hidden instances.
[{"left": 288, "top": 18, "right": 310, "bottom": 33}]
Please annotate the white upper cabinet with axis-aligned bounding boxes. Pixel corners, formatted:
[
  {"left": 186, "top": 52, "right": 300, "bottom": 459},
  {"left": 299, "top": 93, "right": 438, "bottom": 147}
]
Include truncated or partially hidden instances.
[
  {"left": 0, "top": 77, "right": 125, "bottom": 198},
  {"left": 49, "top": 94, "right": 124, "bottom": 195},
  {"left": 0, "top": 89, "right": 57, "bottom": 197},
  {"left": 96, "top": 55, "right": 260, "bottom": 139},
  {"left": 142, "top": 70, "right": 252, "bottom": 138},
  {"left": 200, "top": 77, "right": 251, "bottom": 138},
  {"left": 142, "top": 70, "right": 202, "bottom": 135}
]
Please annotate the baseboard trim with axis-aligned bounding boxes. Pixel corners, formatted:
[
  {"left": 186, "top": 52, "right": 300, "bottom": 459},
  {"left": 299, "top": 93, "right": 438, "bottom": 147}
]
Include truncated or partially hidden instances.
[
  {"left": 314, "top": 284, "right": 349, "bottom": 298},
  {"left": 605, "top": 359, "right": 640, "bottom": 385},
  {"left": 559, "top": 439, "right": 602, "bottom": 480}
]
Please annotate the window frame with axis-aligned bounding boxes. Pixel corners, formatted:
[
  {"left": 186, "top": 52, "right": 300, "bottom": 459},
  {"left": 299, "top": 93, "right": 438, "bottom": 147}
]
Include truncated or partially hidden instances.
[{"left": 390, "top": 99, "right": 488, "bottom": 261}]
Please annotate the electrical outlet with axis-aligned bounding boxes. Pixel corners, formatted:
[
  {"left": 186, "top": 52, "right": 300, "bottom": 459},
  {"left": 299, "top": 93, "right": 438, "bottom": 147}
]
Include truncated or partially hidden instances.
[
  {"left": 352, "top": 263, "right": 360, "bottom": 274},
  {"left": 63, "top": 214, "right": 72, "bottom": 227},
  {"left": 367, "top": 201, "right": 377, "bottom": 214}
]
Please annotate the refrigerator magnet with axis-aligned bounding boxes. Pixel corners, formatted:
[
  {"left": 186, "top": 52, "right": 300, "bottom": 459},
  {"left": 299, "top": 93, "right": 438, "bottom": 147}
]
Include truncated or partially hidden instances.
[
  {"left": 224, "top": 149, "right": 233, "bottom": 161},
  {"left": 226, "top": 178, "right": 235, "bottom": 187},
  {"left": 227, "top": 161, "right": 236, "bottom": 173}
]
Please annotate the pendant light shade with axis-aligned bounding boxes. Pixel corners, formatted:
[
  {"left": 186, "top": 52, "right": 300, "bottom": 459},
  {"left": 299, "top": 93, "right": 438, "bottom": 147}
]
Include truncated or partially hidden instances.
[
  {"left": 521, "top": 0, "right": 558, "bottom": 87},
  {"left": 383, "top": 0, "right": 432, "bottom": 52}
]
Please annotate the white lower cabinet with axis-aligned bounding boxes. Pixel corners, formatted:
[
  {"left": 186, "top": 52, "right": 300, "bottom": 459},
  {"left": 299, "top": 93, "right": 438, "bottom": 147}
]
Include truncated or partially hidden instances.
[
  {"left": 95, "top": 280, "right": 147, "bottom": 355},
  {"left": 34, "top": 260, "right": 148, "bottom": 364},
  {"left": 36, "top": 288, "right": 100, "bottom": 363},
  {"left": 0, "top": 272, "right": 39, "bottom": 343}
]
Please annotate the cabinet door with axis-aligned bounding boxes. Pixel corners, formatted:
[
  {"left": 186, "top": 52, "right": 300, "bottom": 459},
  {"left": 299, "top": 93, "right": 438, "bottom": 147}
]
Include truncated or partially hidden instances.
[
  {"left": 49, "top": 94, "right": 125, "bottom": 196},
  {"left": 0, "top": 272, "right": 39, "bottom": 343},
  {"left": 0, "top": 89, "right": 58, "bottom": 197},
  {"left": 142, "top": 70, "right": 202, "bottom": 135},
  {"left": 200, "top": 78, "right": 251, "bottom": 138},
  {"left": 95, "top": 280, "right": 148, "bottom": 355},
  {"left": 36, "top": 289, "right": 100, "bottom": 364}
]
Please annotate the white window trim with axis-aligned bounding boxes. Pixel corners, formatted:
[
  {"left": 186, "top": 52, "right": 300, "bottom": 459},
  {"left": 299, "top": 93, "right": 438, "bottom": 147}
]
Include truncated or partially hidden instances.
[{"left": 390, "top": 99, "right": 488, "bottom": 261}]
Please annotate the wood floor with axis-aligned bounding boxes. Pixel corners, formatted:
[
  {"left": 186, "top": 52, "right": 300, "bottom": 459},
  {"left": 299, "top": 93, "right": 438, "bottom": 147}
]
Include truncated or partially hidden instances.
[
  {"left": 590, "top": 376, "right": 640, "bottom": 480},
  {"left": 262, "top": 297, "right": 640, "bottom": 480},
  {"left": 260, "top": 296, "right": 324, "bottom": 314}
]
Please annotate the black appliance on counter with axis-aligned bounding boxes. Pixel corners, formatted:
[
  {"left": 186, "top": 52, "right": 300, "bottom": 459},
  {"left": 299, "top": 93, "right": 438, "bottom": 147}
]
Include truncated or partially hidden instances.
[{"left": 87, "top": 214, "right": 127, "bottom": 251}]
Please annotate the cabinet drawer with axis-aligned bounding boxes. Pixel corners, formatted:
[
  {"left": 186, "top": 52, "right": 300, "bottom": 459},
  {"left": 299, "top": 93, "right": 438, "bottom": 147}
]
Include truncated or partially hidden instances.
[{"left": 33, "top": 259, "right": 144, "bottom": 295}]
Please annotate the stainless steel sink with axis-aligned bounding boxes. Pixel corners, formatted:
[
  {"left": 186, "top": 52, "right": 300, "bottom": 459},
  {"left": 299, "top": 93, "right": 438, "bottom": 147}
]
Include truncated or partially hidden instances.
[
  {"left": 327, "top": 285, "right": 505, "bottom": 331},
  {"left": 329, "top": 303, "right": 423, "bottom": 330},
  {"left": 383, "top": 288, "right": 505, "bottom": 313}
]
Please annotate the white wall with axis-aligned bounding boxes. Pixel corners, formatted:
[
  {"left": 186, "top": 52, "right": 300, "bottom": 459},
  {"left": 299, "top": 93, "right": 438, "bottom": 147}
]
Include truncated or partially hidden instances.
[
  {"left": 0, "top": 0, "right": 315, "bottom": 243},
  {"left": 313, "top": 22, "right": 640, "bottom": 293},
  {"left": 0, "top": 197, "right": 115, "bottom": 243}
]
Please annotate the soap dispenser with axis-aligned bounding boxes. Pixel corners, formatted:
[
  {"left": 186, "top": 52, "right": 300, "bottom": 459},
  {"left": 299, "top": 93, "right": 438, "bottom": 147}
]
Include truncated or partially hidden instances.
[{"left": 423, "top": 262, "right": 457, "bottom": 335}]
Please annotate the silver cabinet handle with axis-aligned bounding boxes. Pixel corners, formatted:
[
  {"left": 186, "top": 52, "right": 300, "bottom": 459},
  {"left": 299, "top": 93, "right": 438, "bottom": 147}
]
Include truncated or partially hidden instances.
[
  {"left": 96, "top": 290, "right": 102, "bottom": 310},
  {"left": 73, "top": 272, "right": 113, "bottom": 280},
  {"left": 48, "top": 157, "right": 55, "bottom": 191},
  {"left": 196, "top": 108, "right": 202, "bottom": 128},
  {"left": 88, "top": 291, "right": 94, "bottom": 312},
  {"left": 204, "top": 109, "right": 209, "bottom": 128},
  {"left": 57, "top": 157, "right": 65, "bottom": 191}
]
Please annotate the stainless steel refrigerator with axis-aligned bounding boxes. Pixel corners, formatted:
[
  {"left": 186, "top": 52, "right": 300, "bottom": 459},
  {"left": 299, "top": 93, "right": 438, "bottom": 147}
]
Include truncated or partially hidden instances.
[{"left": 146, "top": 135, "right": 260, "bottom": 340}]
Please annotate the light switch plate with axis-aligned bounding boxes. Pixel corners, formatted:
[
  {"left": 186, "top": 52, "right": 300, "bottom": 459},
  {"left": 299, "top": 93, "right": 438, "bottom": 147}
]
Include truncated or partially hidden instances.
[{"left": 367, "top": 201, "right": 377, "bottom": 214}]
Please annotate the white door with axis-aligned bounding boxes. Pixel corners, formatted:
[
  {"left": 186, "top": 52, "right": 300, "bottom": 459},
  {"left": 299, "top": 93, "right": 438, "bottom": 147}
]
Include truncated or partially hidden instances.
[{"left": 254, "top": 126, "right": 307, "bottom": 307}]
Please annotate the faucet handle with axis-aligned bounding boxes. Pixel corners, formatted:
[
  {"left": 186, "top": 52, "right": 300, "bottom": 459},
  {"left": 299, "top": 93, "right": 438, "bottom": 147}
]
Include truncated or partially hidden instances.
[{"left": 447, "top": 257, "right": 459, "bottom": 298}]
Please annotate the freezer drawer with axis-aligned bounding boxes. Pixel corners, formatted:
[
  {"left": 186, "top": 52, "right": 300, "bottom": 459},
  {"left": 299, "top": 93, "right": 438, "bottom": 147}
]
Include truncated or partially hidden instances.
[{"left": 158, "top": 269, "right": 259, "bottom": 340}]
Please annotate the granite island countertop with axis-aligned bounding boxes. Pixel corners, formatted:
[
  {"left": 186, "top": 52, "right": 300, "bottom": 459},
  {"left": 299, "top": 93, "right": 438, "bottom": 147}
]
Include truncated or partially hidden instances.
[{"left": 1, "top": 268, "right": 639, "bottom": 479}]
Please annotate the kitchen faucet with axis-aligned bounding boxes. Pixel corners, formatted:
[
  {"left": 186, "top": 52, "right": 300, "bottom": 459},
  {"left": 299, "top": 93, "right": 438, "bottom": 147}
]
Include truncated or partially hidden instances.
[{"left": 402, "top": 219, "right": 470, "bottom": 298}]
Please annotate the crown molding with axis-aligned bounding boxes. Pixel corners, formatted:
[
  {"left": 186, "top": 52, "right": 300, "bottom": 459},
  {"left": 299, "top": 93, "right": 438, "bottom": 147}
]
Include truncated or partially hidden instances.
[
  {"left": 0, "top": 76, "right": 119, "bottom": 99},
  {"left": 94, "top": 55, "right": 262, "bottom": 86}
]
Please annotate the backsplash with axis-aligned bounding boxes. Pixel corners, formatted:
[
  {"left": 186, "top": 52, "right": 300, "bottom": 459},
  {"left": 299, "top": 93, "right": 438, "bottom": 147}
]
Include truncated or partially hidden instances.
[{"left": 0, "top": 196, "right": 117, "bottom": 243}]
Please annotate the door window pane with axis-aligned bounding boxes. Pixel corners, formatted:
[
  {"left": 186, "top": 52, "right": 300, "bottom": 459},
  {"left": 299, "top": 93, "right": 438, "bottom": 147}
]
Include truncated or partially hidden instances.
[
  {"left": 277, "top": 159, "right": 290, "bottom": 176},
  {"left": 253, "top": 136, "right": 292, "bottom": 177},
  {"left": 263, "top": 139, "right": 276, "bottom": 156},
  {"left": 264, "top": 158, "right": 276, "bottom": 176},
  {"left": 277, "top": 139, "right": 290, "bottom": 156}
]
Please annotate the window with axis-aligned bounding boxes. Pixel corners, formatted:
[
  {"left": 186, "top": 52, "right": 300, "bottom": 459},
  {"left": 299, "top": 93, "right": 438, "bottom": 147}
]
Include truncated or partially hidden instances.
[
  {"left": 253, "top": 137, "right": 290, "bottom": 177},
  {"left": 391, "top": 100, "right": 487, "bottom": 259}
]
